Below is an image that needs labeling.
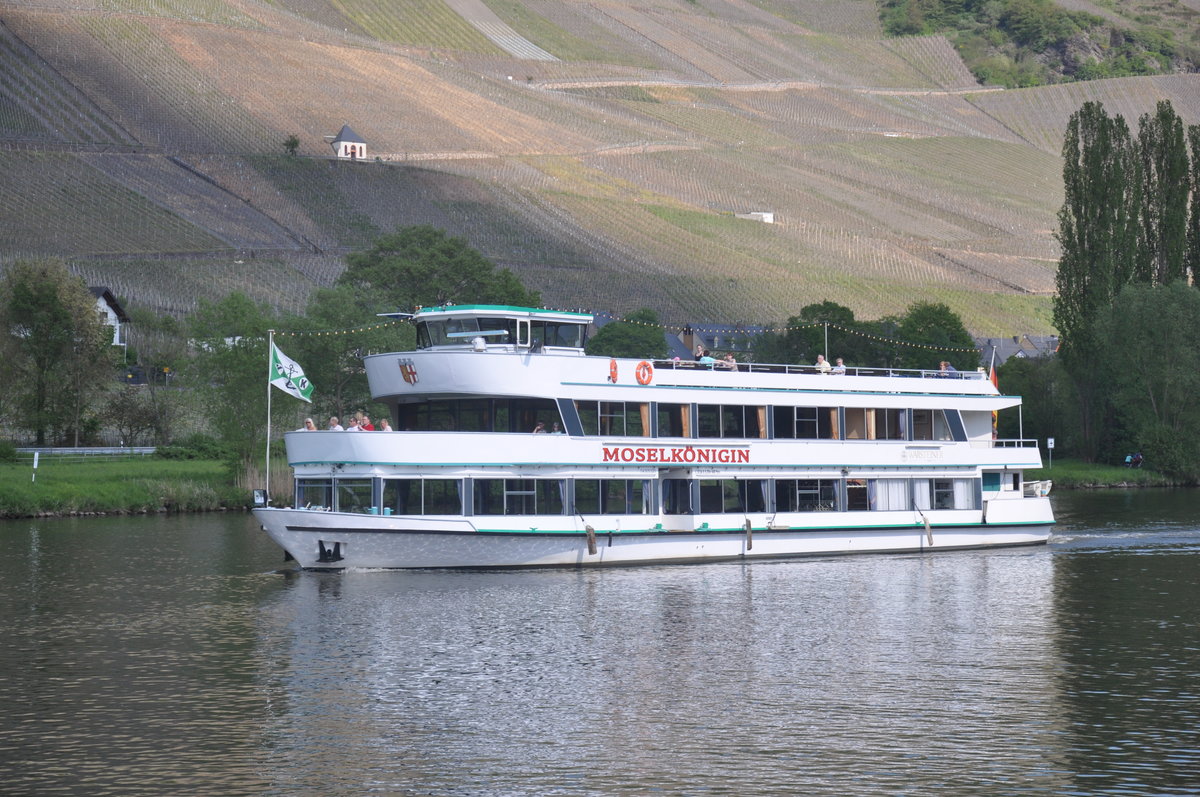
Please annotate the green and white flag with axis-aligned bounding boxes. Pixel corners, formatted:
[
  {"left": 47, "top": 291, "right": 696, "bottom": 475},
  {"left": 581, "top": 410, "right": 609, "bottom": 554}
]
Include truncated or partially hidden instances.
[{"left": 269, "top": 343, "right": 314, "bottom": 403}]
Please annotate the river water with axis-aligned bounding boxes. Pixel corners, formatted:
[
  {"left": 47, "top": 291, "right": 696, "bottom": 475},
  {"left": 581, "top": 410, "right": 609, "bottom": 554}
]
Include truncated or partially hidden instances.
[{"left": 1, "top": 490, "right": 1198, "bottom": 796}]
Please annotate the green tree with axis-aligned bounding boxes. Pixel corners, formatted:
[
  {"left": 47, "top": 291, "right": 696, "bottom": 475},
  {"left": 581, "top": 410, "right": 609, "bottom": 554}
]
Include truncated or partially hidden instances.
[
  {"left": 1186, "top": 124, "right": 1200, "bottom": 282},
  {"left": 1054, "top": 101, "right": 1138, "bottom": 460},
  {"left": 995, "top": 354, "right": 1078, "bottom": 452},
  {"left": 188, "top": 292, "right": 297, "bottom": 460},
  {"left": 0, "top": 259, "right": 114, "bottom": 445},
  {"left": 1097, "top": 281, "right": 1200, "bottom": 478},
  {"left": 1135, "top": 100, "right": 1188, "bottom": 285},
  {"left": 340, "top": 225, "right": 540, "bottom": 312},
  {"left": 892, "top": 302, "right": 977, "bottom": 370},
  {"left": 122, "top": 306, "right": 190, "bottom": 444},
  {"left": 285, "top": 284, "right": 411, "bottom": 422},
  {"left": 753, "top": 302, "right": 859, "bottom": 365},
  {"left": 585, "top": 309, "right": 668, "bottom": 359}
]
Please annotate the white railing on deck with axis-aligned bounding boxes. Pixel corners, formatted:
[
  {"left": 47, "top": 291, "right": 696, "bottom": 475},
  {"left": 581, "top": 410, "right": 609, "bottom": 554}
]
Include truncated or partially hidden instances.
[{"left": 652, "top": 360, "right": 987, "bottom": 379}]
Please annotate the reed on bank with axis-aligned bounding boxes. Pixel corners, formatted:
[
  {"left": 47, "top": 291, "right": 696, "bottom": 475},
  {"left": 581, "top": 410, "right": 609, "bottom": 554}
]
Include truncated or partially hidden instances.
[{"left": 0, "top": 458, "right": 250, "bottom": 518}]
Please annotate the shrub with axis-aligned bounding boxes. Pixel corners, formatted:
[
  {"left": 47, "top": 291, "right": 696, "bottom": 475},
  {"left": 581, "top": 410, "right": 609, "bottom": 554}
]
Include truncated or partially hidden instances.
[
  {"left": 0, "top": 440, "right": 18, "bottom": 463},
  {"left": 156, "top": 433, "right": 232, "bottom": 460}
]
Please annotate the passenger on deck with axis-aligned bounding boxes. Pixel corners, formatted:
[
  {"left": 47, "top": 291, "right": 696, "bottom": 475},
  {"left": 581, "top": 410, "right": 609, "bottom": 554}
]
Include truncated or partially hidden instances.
[
  {"left": 328, "top": 416, "right": 343, "bottom": 431},
  {"left": 551, "top": 422, "right": 563, "bottom": 433},
  {"left": 378, "top": 418, "right": 393, "bottom": 431},
  {"left": 360, "top": 413, "right": 375, "bottom": 431},
  {"left": 301, "top": 418, "right": 317, "bottom": 431},
  {"left": 718, "top": 353, "right": 738, "bottom": 370},
  {"left": 938, "top": 361, "right": 957, "bottom": 377},
  {"left": 831, "top": 357, "right": 846, "bottom": 375},
  {"left": 532, "top": 421, "right": 546, "bottom": 433},
  {"left": 699, "top": 350, "right": 717, "bottom": 367},
  {"left": 694, "top": 344, "right": 705, "bottom": 361},
  {"left": 815, "top": 354, "right": 831, "bottom": 374},
  {"left": 345, "top": 417, "right": 361, "bottom": 431}
]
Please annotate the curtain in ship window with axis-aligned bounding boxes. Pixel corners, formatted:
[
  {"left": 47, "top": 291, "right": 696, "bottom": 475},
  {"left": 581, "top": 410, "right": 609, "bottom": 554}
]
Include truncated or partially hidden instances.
[
  {"left": 871, "top": 479, "right": 910, "bottom": 510},
  {"left": 639, "top": 404, "right": 652, "bottom": 437},
  {"left": 953, "top": 479, "right": 974, "bottom": 509},
  {"left": 913, "top": 479, "right": 932, "bottom": 511}
]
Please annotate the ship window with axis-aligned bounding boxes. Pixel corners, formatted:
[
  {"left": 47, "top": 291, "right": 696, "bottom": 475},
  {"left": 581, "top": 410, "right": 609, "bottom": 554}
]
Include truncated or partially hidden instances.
[
  {"left": 415, "top": 318, "right": 516, "bottom": 349},
  {"left": 382, "top": 479, "right": 420, "bottom": 514},
  {"left": 473, "top": 479, "right": 567, "bottom": 515},
  {"left": 844, "top": 409, "right": 905, "bottom": 440},
  {"left": 700, "top": 479, "right": 768, "bottom": 513},
  {"left": 773, "top": 406, "right": 837, "bottom": 439},
  {"left": 845, "top": 479, "right": 869, "bottom": 511},
  {"left": 913, "top": 409, "right": 954, "bottom": 441},
  {"left": 657, "top": 403, "right": 690, "bottom": 438},
  {"left": 775, "top": 479, "right": 837, "bottom": 512},
  {"left": 662, "top": 478, "right": 691, "bottom": 514},
  {"left": 575, "top": 479, "right": 650, "bottom": 515},
  {"left": 575, "top": 401, "right": 648, "bottom": 436},
  {"left": 334, "top": 479, "right": 374, "bottom": 513},
  {"left": 698, "top": 406, "right": 766, "bottom": 439},
  {"left": 536, "top": 321, "right": 586, "bottom": 348},
  {"left": 381, "top": 478, "right": 462, "bottom": 514},
  {"left": 869, "top": 479, "right": 911, "bottom": 510},
  {"left": 398, "top": 398, "right": 558, "bottom": 432},
  {"left": 914, "top": 478, "right": 976, "bottom": 510},
  {"left": 457, "top": 400, "right": 490, "bottom": 432},
  {"left": 424, "top": 479, "right": 462, "bottom": 515},
  {"left": 296, "top": 479, "right": 333, "bottom": 510}
]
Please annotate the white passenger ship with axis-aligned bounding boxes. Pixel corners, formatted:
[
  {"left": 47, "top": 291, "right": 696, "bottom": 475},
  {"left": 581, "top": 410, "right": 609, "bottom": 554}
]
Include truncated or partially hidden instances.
[{"left": 254, "top": 304, "right": 1054, "bottom": 569}]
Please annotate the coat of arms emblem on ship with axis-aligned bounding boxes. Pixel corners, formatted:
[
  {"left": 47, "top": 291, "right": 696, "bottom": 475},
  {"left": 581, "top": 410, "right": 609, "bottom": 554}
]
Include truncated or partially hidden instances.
[{"left": 399, "top": 358, "right": 418, "bottom": 385}]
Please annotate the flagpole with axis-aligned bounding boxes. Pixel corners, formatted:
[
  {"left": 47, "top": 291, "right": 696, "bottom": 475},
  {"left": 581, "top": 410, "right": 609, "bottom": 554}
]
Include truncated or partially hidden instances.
[{"left": 266, "top": 329, "right": 274, "bottom": 505}]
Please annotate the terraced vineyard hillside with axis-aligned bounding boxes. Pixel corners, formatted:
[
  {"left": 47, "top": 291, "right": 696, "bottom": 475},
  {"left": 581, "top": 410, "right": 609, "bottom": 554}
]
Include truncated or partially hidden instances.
[{"left": 1, "top": 0, "right": 1198, "bottom": 334}]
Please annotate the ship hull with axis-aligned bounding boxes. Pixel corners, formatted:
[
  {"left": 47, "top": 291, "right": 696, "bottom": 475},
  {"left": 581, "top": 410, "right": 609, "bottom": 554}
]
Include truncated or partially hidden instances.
[{"left": 255, "top": 507, "right": 1052, "bottom": 569}]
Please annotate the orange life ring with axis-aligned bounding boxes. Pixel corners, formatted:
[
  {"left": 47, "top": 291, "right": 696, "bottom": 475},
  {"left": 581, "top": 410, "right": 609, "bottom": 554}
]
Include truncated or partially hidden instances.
[
  {"left": 635, "top": 360, "right": 653, "bottom": 385},
  {"left": 609, "top": 358, "right": 618, "bottom": 383}
]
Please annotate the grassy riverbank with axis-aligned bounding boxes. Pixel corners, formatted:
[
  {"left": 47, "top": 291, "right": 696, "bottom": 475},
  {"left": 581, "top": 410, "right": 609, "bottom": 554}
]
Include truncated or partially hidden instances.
[
  {"left": 1026, "top": 458, "right": 1180, "bottom": 489},
  {"left": 0, "top": 458, "right": 249, "bottom": 519}
]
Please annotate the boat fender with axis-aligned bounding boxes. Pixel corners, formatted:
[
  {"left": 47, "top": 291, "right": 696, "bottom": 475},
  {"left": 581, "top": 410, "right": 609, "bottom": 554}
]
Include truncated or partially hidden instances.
[
  {"left": 585, "top": 524, "right": 597, "bottom": 556},
  {"left": 744, "top": 518, "right": 753, "bottom": 552},
  {"left": 635, "top": 360, "right": 653, "bottom": 385},
  {"left": 608, "top": 359, "right": 618, "bottom": 383}
]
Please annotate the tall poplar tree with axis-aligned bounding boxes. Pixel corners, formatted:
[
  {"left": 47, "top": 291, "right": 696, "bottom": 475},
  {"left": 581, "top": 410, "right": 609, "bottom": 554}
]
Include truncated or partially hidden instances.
[
  {"left": 1136, "top": 100, "right": 1189, "bottom": 285},
  {"left": 1186, "top": 124, "right": 1200, "bottom": 282},
  {"left": 1054, "top": 102, "right": 1138, "bottom": 460}
]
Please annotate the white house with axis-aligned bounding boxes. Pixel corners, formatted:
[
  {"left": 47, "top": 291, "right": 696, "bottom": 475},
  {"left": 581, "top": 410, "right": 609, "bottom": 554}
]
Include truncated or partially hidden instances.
[
  {"left": 90, "top": 286, "right": 129, "bottom": 347},
  {"left": 330, "top": 124, "right": 366, "bottom": 160}
]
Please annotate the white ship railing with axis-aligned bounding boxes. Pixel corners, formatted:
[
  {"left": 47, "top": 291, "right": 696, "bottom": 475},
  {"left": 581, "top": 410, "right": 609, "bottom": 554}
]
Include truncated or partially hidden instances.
[{"left": 651, "top": 360, "right": 988, "bottom": 379}]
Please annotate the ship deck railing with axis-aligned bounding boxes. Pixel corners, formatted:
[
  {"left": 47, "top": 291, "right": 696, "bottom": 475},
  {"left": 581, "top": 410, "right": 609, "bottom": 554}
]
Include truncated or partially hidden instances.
[{"left": 652, "top": 360, "right": 987, "bottom": 379}]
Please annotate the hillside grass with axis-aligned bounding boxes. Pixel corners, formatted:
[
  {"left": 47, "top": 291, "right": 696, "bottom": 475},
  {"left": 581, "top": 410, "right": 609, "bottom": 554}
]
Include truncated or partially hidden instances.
[
  {"left": 0, "top": 458, "right": 248, "bottom": 518},
  {"left": 487, "top": 0, "right": 658, "bottom": 67},
  {"left": 330, "top": 0, "right": 501, "bottom": 52},
  {"left": 6, "top": 1, "right": 1199, "bottom": 338},
  {"left": 0, "top": 152, "right": 223, "bottom": 255}
]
